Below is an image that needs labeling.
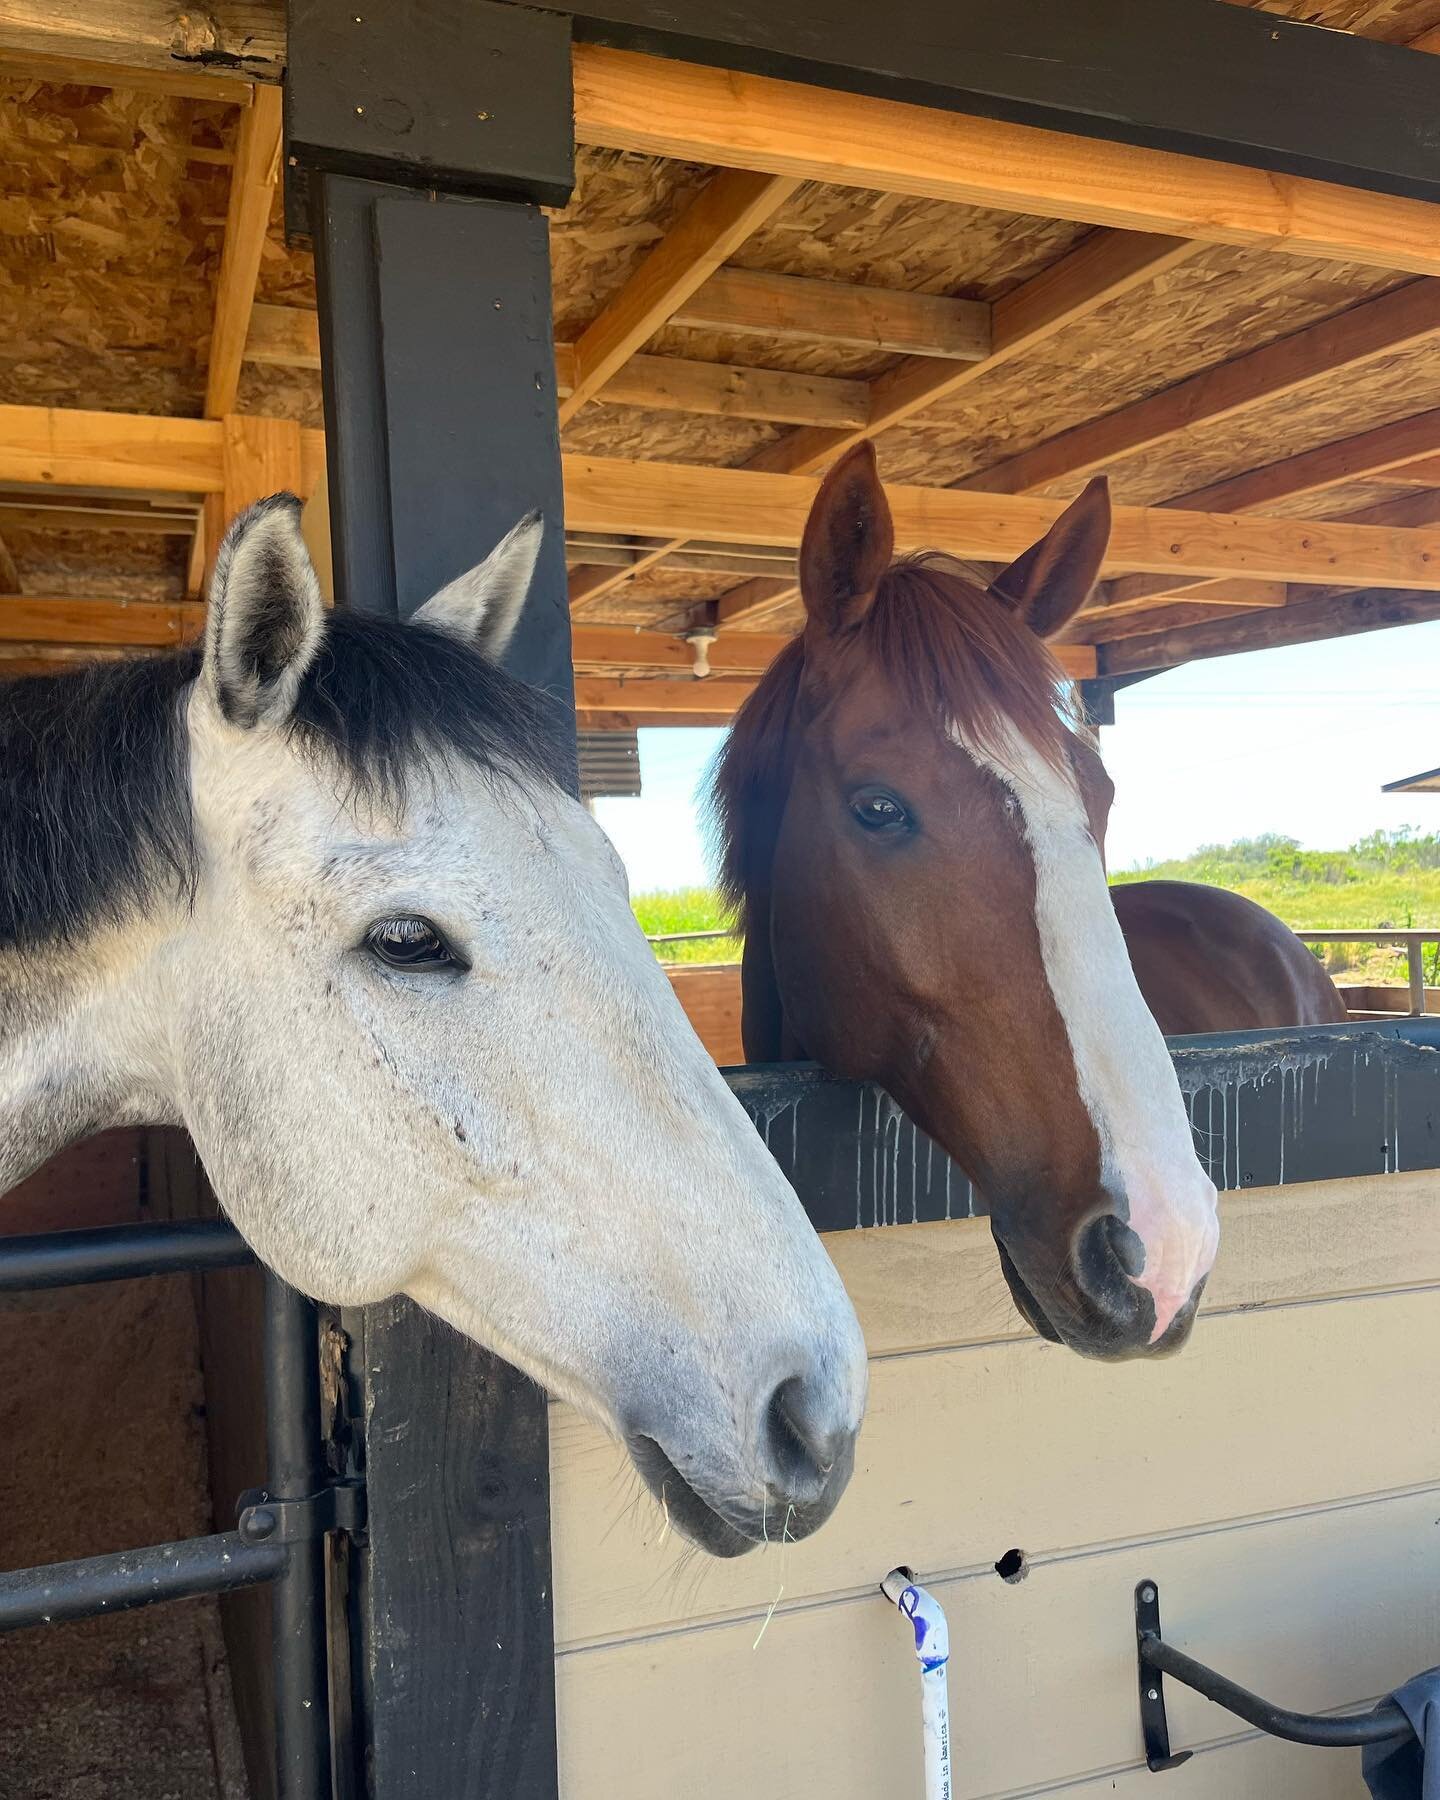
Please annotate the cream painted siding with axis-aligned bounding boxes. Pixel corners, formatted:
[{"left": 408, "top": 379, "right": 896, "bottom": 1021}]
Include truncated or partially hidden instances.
[{"left": 549, "top": 1171, "right": 1440, "bottom": 1797}]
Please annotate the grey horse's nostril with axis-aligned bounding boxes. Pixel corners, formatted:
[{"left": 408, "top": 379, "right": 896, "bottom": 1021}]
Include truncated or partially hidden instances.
[{"left": 766, "top": 1375, "right": 846, "bottom": 1489}]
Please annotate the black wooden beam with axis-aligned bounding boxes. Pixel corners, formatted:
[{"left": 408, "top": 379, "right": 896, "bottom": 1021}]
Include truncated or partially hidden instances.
[
  {"left": 315, "top": 182, "right": 567, "bottom": 1800},
  {"left": 293, "top": 4, "right": 573, "bottom": 1794},
  {"left": 288, "top": 0, "right": 573, "bottom": 209},
  {"left": 537, "top": 0, "right": 1440, "bottom": 204}
]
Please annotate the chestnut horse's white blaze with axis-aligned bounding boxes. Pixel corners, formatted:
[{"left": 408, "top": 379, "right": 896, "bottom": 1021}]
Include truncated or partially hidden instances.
[
  {"left": 0, "top": 496, "right": 865, "bottom": 1558},
  {"left": 951, "top": 717, "right": 1219, "bottom": 1342}
]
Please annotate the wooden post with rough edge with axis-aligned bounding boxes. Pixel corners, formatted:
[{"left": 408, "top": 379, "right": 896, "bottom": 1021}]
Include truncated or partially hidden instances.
[{"left": 287, "top": 1, "right": 576, "bottom": 1793}]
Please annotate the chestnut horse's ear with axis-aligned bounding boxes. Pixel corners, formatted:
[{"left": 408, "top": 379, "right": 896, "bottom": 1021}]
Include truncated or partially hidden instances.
[
  {"left": 799, "top": 441, "right": 895, "bottom": 637},
  {"left": 990, "top": 476, "right": 1111, "bottom": 639}
]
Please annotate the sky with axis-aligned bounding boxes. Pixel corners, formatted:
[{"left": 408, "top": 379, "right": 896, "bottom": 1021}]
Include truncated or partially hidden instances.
[{"left": 593, "top": 618, "right": 1440, "bottom": 893}]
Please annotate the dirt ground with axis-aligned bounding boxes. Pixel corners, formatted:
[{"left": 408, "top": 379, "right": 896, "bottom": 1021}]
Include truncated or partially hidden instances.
[{"left": 0, "top": 1136, "right": 247, "bottom": 1800}]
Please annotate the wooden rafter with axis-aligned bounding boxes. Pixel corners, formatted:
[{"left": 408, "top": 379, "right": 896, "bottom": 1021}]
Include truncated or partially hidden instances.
[
  {"left": 0, "top": 44, "right": 254, "bottom": 103},
  {"left": 0, "top": 502, "right": 197, "bottom": 535},
  {"left": 560, "top": 453, "right": 1440, "bottom": 591},
  {"left": 0, "top": 406, "right": 227, "bottom": 493},
  {"left": 958, "top": 277, "right": 1440, "bottom": 498},
  {"left": 0, "top": 3, "right": 284, "bottom": 89},
  {"left": 571, "top": 47, "right": 1440, "bottom": 278},
  {"left": 246, "top": 304, "right": 874, "bottom": 432},
  {"left": 753, "top": 231, "right": 1201, "bottom": 478},
  {"left": 0, "top": 530, "right": 19, "bottom": 595},
  {"left": 1103, "top": 585, "right": 1440, "bottom": 675},
  {"left": 570, "top": 628, "right": 790, "bottom": 674},
  {"left": 204, "top": 85, "right": 283, "bottom": 418},
  {"left": 557, "top": 169, "right": 800, "bottom": 425},
  {"left": 11, "top": 408, "right": 1440, "bottom": 594},
  {"left": 0, "top": 597, "right": 201, "bottom": 647},
  {"left": 715, "top": 579, "right": 801, "bottom": 628},
  {"left": 619, "top": 230, "right": 1201, "bottom": 618},
  {"left": 669, "top": 268, "right": 990, "bottom": 361},
  {"left": 1103, "top": 404, "right": 1440, "bottom": 612}
]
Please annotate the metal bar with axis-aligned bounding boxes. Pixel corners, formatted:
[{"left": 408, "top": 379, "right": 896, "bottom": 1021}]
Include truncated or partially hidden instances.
[
  {"left": 0, "top": 1532, "right": 285, "bottom": 1635},
  {"left": 0, "top": 1219, "right": 252, "bottom": 1293},
  {"left": 1293, "top": 930, "right": 1440, "bottom": 944},
  {"left": 263, "top": 1272, "right": 332, "bottom": 1800},
  {"left": 1138, "top": 1633, "right": 1413, "bottom": 1750},
  {"left": 646, "top": 927, "right": 735, "bottom": 944}
]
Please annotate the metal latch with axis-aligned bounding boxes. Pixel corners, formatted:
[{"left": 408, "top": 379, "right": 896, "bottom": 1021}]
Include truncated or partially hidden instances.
[{"left": 237, "top": 1479, "right": 367, "bottom": 1546}]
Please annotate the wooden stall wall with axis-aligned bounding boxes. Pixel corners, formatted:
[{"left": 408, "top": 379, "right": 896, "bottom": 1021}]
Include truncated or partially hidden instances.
[
  {"left": 665, "top": 965, "right": 746, "bottom": 1066},
  {"left": 547, "top": 1170, "right": 1440, "bottom": 1797}
]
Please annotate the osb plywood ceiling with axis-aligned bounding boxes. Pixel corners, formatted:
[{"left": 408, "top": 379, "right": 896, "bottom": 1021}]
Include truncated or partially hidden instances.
[{"left": 4, "top": 3, "right": 1440, "bottom": 694}]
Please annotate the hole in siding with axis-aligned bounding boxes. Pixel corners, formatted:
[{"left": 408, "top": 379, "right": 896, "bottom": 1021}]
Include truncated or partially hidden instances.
[{"left": 994, "top": 1547, "right": 1029, "bottom": 1584}]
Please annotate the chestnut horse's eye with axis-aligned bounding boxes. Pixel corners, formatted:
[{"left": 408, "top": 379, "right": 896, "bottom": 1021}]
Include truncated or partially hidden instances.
[
  {"left": 364, "top": 915, "right": 467, "bottom": 973},
  {"left": 849, "top": 788, "right": 911, "bottom": 833}
]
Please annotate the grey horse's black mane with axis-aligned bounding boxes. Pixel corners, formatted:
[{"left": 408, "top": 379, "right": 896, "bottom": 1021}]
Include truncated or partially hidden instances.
[{"left": 0, "top": 613, "right": 571, "bottom": 951}]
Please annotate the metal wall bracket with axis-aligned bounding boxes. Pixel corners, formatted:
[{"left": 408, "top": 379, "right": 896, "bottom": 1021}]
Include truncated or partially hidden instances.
[
  {"left": 1135, "top": 1582, "right": 1192, "bottom": 1772},
  {"left": 237, "top": 1479, "right": 367, "bottom": 1547},
  {"left": 1134, "top": 1578, "right": 1415, "bottom": 1772}
]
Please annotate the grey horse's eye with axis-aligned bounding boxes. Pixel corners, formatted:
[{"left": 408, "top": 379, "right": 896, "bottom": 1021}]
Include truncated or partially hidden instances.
[{"left": 364, "top": 915, "right": 467, "bottom": 974}]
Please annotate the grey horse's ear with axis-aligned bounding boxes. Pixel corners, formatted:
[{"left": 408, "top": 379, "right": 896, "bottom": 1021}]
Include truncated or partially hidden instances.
[
  {"left": 412, "top": 512, "right": 543, "bottom": 663},
  {"left": 205, "top": 493, "right": 326, "bottom": 728}
]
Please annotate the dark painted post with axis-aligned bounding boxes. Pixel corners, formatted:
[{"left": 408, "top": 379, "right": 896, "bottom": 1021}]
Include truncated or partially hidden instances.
[{"left": 286, "top": 5, "right": 575, "bottom": 1794}]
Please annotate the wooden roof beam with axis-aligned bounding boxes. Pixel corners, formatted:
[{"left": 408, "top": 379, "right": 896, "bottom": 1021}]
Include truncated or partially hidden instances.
[
  {"left": 1103, "top": 403, "right": 1440, "bottom": 613},
  {"left": 572, "top": 47, "right": 1440, "bottom": 278},
  {"left": 558, "top": 169, "right": 800, "bottom": 425},
  {"left": 0, "top": 596, "right": 202, "bottom": 647},
  {"left": 0, "top": 4, "right": 279, "bottom": 95},
  {"left": 246, "top": 304, "right": 874, "bottom": 431},
  {"left": 1102, "top": 587, "right": 1440, "bottom": 675},
  {"left": 0, "top": 45, "right": 255, "bottom": 103},
  {"left": 15, "top": 408, "right": 1440, "bottom": 597},
  {"left": 667, "top": 231, "right": 1203, "bottom": 616},
  {"left": 715, "top": 578, "right": 800, "bottom": 627},
  {"left": 558, "top": 457, "right": 1440, "bottom": 590},
  {"left": 205, "top": 85, "right": 282, "bottom": 418},
  {"left": 570, "top": 627, "right": 790, "bottom": 674},
  {"left": 959, "top": 277, "right": 1440, "bottom": 499},
  {"left": 561, "top": 453, "right": 1440, "bottom": 591},
  {"left": 669, "top": 268, "right": 989, "bottom": 361}
]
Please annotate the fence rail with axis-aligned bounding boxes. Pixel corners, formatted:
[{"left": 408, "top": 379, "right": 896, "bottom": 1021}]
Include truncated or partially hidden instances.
[{"left": 1293, "top": 927, "right": 1440, "bottom": 1016}]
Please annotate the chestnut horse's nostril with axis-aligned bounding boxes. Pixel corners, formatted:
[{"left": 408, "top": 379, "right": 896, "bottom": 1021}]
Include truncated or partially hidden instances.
[
  {"left": 1099, "top": 1212, "right": 1147, "bottom": 1277},
  {"left": 766, "top": 1375, "right": 849, "bottom": 1495},
  {"left": 1072, "top": 1211, "right": 1152, "bottom": 1335}
]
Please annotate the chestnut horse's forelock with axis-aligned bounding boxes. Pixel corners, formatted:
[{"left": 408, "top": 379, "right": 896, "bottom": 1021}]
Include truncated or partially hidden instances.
[{"left": 710, "top": 553, "right": 1088, "bottom": 921}]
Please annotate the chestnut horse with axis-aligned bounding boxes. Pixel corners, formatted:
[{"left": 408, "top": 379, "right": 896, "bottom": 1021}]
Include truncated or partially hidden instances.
[
  {"left": 1112, "top": 882, "right": 1345, "bottom": 1033},
  {"left": 713, "top": 443, "right": 1225, "bottom": 1362}
]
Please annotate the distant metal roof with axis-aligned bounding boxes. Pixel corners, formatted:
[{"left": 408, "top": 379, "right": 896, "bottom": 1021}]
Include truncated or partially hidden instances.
[
  {"left": 1382, "top": 766, "right": 1440, "bottom": 794},
  {"left": 578, "top": 729, "right": 642, "bottom": 804}
]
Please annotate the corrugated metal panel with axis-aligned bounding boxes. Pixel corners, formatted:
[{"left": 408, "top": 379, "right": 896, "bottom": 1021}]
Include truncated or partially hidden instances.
[{"left": 578, "top": 729, "right": 642, "bottom": 803}]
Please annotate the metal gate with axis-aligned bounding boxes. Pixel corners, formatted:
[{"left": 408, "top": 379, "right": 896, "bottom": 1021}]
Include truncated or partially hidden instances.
[{"left": 0, "top": 1219, "right": 360, "bottom": 1799}]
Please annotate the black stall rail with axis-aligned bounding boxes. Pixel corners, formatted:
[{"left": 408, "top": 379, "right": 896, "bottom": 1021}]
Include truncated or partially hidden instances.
[
  {"left": 0, "top": 1219, "right": 359, "bottom": 1800},
  {"left": 1135, "top": 1580, "right": 1416, "bottom": 1772}
]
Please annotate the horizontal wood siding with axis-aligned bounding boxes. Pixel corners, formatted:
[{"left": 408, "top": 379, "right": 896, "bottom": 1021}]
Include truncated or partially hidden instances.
[
  {"left": 551, "top": 1170, "right": 1440, "bottom": 1795},
  {"left": 665, "top": 965, "right": 745, "bottom": 1066}
]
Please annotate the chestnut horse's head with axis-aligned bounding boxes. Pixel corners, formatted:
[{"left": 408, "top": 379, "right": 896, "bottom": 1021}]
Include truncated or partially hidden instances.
[{"left": 713, "top": 443, "right": 1218, "bottom": 1361}]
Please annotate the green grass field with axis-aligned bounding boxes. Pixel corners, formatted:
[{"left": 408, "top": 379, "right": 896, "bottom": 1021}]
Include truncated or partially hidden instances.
[
  {"left": 634, "top": 830, "right": 1440, "bottom": 985},
  {"left": 631, "top": 886, "right": 741, "bottom": 964}
]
